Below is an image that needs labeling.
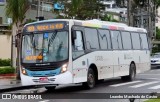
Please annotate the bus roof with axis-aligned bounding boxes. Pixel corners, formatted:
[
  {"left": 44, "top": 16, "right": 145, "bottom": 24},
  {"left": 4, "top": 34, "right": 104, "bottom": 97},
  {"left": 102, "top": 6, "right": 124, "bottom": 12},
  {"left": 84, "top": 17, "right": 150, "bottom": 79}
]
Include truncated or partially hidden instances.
[
  {"left": 73, "top": 19, "right": 147, "bottom": 33},
  {"left": 25, "top": 19, "right": 147, "bottom": 33}
]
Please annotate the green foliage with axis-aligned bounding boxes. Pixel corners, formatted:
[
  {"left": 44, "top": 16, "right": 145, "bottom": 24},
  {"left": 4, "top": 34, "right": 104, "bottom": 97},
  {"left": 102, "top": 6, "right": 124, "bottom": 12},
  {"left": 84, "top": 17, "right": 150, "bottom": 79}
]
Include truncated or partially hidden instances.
[
  {"left": 55, "top": 0, "right": 105, "bottom": 20},
  {"left": 6, "top": 0, "right": 30, "bottom": 25},
  {"left": 101, "top": 14, "right": 112, "bottom": 21},
  {"left": 101, "top": 14, "right": 118, "bottom": 22},
  {"left": 152, "top": 27, "right": 160, "bottom": 54},
  {"left": 24, "top": 19, "right": 36, "bottom": 25},
  {"left": 0, "top": 59, "right": 11, "bottom": 66},
  {"left": 111, "top": 19, "right": 119, "bottom": 22},
  {"left": 156, "top": 27, "right": 160, "bottom": 39},
  {"left": 152, "top": 43, "right": 160, "bottom": 54},
  {"left": 0, "top": 67, "right": 15, "bottom": 74},
  {"left": 144, "top": 99, "right": 160, "bottom": 102},
  {"left": 153, "top": 0, "right": 160, "bottom": 8}
]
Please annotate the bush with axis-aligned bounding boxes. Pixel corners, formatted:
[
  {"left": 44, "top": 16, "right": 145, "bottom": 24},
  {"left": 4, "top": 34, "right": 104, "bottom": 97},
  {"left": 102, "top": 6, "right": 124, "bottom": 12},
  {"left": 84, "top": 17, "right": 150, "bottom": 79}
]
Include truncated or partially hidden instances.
[
  {"left": 0, "top": 59, "right": 11, "bottom": 66},
  {"left": 0, "top": 67, "right": 15, "bottom": 74}
]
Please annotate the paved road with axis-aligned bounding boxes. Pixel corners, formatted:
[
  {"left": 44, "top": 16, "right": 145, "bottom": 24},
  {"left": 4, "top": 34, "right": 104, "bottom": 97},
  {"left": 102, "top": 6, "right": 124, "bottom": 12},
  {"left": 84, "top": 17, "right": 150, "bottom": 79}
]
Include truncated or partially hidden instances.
[{"left": 1, "top": 69, "right": 160, "bottom": 102}]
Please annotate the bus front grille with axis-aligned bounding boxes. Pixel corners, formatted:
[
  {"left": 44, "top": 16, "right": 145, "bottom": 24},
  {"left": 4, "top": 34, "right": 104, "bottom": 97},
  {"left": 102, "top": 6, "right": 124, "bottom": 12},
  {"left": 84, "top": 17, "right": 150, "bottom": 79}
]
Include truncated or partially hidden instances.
[{"left": 25, "top": 66, "right": 59, "bottom": 71}]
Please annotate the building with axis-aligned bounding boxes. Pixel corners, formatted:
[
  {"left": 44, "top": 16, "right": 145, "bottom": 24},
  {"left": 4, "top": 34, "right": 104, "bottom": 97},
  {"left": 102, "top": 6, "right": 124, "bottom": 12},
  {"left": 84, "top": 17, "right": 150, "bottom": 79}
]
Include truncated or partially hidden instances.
[
  {"left": 100, "top": 0, "right": 128, "bottom": 23},
  {"left": 0, "top": 0, "right": 12, "bottom": 59},
  {"left": 25, "top": 0, "right": 56, "bottom": 21}
]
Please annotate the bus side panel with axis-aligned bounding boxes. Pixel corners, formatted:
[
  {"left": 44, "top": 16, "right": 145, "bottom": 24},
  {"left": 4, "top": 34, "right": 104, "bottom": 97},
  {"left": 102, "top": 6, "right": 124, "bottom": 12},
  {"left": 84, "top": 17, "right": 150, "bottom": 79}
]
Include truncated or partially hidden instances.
[
  {"left": 96, "top": 51, "right": 114, "bottom": 80},
  {"left": 73, "top": 51, "right": 114, "bottom": 83},
  {"left": 72, "top": 56, "right": 88, "bottom": 83},
  {"left": 132, "top": 50, "right": 141, "bottom": 73},
  {"left": 137, "top": 50, "right": 150, "bottom": 73},
  {"left": 113, "top": 51, "right": 131, "bottom": 77}
]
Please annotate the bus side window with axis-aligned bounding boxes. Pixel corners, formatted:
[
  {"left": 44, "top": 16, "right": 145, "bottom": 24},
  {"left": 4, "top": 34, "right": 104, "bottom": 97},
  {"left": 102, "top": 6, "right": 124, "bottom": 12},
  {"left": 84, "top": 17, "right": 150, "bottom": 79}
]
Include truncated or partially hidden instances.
[
  {"left": 140, "top": 33, "right": 149, "bottom": 50},
  {"left": 72, "top": 31, "right": 85, "bottom": 59},
  {"left": 72, "top": 31, "right": 84, "bottom": 51}
]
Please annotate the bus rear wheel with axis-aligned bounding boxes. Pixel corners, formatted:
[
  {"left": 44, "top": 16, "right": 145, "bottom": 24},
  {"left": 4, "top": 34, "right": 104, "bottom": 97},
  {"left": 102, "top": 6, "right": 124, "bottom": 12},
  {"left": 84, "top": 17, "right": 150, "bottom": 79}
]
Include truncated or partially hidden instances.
[
  {"left": 121, "top": 63, "right": 136, "bottom": 81},
  {"left": 82, "top": 68, "right": 95, "bottom": 89}
]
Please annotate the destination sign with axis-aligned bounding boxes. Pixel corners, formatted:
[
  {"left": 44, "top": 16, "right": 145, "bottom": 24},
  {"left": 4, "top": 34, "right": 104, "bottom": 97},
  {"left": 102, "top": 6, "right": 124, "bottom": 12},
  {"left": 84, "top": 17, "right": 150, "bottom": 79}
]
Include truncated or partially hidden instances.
[
  {"left": 25, "top": 55, "right": 43, "bottom": 60},
  {"left": 26, "top": 23, "right": 64, "bottom": 32}
]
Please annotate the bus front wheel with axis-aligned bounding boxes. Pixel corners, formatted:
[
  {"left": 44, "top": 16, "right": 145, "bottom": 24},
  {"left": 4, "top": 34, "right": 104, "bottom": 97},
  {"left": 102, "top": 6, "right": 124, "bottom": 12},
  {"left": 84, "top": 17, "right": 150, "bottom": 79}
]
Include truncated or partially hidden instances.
[
  {"left": 45, "top": 86, "right": 56, "bottom": 91},
  {"left": 82, "top": 68, "right": 95, "bottom": 89},
  {"left": 121, "top": 63, "right": 136, "bottom": 81}
]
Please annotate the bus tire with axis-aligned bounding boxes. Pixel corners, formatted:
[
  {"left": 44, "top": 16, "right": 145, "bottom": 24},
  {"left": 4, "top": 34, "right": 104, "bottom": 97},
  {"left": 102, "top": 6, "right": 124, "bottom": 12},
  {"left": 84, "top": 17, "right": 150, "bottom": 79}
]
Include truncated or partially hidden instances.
[
  {"left": 45, "top": 86, "right": 56, "bottom": 91},
  {"left": 82, "top": 68, "right": 95, "bottom": 89},
  {"left": 121, "top": 63, "right": 136, "bottom": 81}
]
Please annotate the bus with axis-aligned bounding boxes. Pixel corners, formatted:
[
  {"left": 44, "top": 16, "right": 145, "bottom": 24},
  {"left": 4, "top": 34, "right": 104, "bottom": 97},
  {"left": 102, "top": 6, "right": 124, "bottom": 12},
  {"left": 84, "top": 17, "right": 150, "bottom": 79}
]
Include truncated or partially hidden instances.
[{"left": 18, "top": 19, "right": 150, "bottom": 90}]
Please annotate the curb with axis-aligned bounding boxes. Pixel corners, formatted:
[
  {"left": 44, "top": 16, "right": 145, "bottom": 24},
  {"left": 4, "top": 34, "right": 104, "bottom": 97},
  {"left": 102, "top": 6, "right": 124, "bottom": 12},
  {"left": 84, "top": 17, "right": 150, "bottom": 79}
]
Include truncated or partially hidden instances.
[
  {"left": 0, "top": 74, "right": 16, "bottom": 76},
  {"left": 0, "top": 74, "right": 16, "bottom": 79},
  {"left": 0, "top": 76, "right": 16, "bottom": 79}
]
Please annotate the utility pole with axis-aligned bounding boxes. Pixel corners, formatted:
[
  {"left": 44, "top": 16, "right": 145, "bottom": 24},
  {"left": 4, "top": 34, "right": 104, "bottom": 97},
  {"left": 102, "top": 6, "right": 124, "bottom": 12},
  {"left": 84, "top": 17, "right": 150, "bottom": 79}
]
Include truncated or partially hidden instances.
[
  {"left": 127, "top": 0, "right": 133, "bottom": 26},
  {"left": 140, "top": 7, "right": 144, "bottom": 28},
  {"left": 36, "top": 0, "right": 40, "bottom": 21},
  {"left": 36, "top": 0, "right": 44, "bottom": 21},
  {"left": 148, "top": 0, "right": 152, "bottom": 39}
]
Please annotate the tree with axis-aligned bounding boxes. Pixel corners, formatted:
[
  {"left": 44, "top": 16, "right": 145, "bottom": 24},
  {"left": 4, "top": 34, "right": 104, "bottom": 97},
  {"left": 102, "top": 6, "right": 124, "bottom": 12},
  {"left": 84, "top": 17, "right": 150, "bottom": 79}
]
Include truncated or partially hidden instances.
[
  {"left": 54, "top": 0, "right": 80, "bottom": 19},
  {"left": 156, "top": 27, "right": 160, "bottom": 39},
  {"left": 101, "top": 14, "right": 118, "bottom": 22},
  {"left": 55, "top": 0, "right": 105, "bottom": 20},
  {"left": 6, "top": 0, "right": 29, "bottom": 26},
  {"left": 6, "top": 0, "right": 30, "bottom": 68},
  {"left": 153, "top": 0, "right": 160, "bottom": 8},
  {"left": 133, "top": 0, "right": 160, "bottom": 8}
]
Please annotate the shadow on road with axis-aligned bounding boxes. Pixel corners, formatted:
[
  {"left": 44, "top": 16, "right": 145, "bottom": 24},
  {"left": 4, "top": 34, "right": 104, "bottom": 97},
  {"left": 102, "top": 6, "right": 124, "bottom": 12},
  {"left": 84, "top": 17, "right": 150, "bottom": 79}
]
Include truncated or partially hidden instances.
[{"left": 44, "top": 78, "right": 132, "bottom": 93}]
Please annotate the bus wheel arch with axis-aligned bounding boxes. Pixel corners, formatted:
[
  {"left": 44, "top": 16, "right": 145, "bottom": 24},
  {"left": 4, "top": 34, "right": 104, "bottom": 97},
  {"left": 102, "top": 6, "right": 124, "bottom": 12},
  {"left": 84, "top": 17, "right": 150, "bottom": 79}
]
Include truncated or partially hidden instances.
[
  {"left": 121, "top": 61, "right": 136, "bottom": 81},
  {"left": 130, "top": 61, "right": 136, "bottom": 74},
  {"left": 129, "top": 61, "right": 136, "bottom": 80},
  {"left": 82, "top": 64, "right": 98, "bottom": 89}
]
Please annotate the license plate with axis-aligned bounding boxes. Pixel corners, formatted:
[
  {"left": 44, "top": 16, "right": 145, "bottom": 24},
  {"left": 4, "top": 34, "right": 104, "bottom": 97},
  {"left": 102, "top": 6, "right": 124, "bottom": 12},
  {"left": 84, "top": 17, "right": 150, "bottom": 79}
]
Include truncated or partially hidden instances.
[{"left": 39, "top": 77, "right": 49, "bottom": 83}]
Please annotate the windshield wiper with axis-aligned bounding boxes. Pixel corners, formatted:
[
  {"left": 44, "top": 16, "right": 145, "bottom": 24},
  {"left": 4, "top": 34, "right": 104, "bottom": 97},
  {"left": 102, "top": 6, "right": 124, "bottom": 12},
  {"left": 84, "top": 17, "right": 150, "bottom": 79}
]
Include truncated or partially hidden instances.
[
  {"left": 48, "top": 30, "right": 57, "bottom": 47},
  {"left": 47, "top": 31, "right": 58, "bottom": 53}
]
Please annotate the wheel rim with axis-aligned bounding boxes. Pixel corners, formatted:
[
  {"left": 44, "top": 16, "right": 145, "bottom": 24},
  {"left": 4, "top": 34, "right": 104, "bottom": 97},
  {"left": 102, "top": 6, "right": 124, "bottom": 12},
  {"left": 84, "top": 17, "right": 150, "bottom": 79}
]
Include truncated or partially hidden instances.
[
  {"left": 131, "top": 64, "right": 135, "bottom": 79},
  {"left": 88, "top": 73, "right": 94, "bottom": 87}
]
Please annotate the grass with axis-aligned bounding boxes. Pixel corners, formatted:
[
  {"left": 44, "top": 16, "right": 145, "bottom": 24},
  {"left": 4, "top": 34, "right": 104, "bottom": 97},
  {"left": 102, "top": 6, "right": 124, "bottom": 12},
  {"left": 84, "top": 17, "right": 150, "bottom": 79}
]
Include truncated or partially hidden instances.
[
  {"left": 144, "top": 99, "right": 160, "bottom": 102},
  {"left": 0, "top": 66, "right": 10, "bottom": 68}
]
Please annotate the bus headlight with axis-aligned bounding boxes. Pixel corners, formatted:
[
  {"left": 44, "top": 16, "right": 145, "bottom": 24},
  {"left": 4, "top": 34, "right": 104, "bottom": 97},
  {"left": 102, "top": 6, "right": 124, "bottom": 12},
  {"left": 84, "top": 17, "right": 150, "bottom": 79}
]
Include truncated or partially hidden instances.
[
  {"left": 61, "top": 64, "right": 68, "bottom": 73},
  {"left": 21, "top": 67, "right": 27, "bottom": 75}
]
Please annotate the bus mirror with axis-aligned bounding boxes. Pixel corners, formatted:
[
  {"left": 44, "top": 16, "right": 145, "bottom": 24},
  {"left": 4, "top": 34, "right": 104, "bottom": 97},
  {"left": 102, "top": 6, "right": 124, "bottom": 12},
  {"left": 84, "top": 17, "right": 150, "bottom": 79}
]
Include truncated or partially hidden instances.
[
  {"left": 72, "top": 31, "right": 77, "bottom": 40},
  {"left": 15, "top": 33, "right": 21, "bottom": 47},
  {"left": 15, "top": 37, "right": 18, "bottom": 47}
]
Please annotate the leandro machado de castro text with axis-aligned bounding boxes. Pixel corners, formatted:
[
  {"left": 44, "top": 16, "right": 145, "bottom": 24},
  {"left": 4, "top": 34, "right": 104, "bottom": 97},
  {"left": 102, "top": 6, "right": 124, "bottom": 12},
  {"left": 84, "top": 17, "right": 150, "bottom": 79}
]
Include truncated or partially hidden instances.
[{"left": 110, "top": 94, "right": 158, "bottom": 99}]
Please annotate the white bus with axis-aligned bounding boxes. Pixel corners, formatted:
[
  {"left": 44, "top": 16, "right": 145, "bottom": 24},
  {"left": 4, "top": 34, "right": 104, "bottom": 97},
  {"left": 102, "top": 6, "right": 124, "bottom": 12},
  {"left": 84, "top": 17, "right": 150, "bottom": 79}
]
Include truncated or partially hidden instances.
[{"left": 19, "top": 19, "right": 150, "bottom": 90}]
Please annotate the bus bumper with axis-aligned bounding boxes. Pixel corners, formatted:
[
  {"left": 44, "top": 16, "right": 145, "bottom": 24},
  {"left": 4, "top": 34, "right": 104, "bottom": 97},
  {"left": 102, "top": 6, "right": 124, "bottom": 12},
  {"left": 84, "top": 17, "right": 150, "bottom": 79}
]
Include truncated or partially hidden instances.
[{"left": 20, "top": 71, "right": 73, "bottom": 86}]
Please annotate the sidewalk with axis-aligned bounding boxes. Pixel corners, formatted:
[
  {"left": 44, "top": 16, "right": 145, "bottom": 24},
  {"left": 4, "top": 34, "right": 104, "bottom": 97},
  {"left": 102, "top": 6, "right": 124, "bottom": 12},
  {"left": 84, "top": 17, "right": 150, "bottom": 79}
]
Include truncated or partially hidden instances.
[
  {"left": 0, "top": 79, "right": 22, "bottom": 90},
  {"left": 0, "top": 74, "right": 22, "bottom": 92},
  {"left": 0, "top": 74, "right": 37, "bottom": 93}
]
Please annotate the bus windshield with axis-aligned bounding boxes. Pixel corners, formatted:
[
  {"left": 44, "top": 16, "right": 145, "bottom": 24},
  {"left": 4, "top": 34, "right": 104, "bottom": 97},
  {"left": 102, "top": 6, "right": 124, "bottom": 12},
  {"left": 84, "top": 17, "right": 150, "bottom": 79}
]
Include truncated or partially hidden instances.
[{"left": 22, "top": 31, "right": 68, "bottom": 63}]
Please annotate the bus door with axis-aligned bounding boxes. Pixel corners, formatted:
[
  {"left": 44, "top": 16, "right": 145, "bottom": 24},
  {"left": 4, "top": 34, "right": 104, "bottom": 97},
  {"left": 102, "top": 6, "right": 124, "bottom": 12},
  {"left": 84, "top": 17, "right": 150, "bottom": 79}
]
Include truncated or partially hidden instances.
[{"left": 72, "top": 26, "right": 87, "bottom": 83}]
